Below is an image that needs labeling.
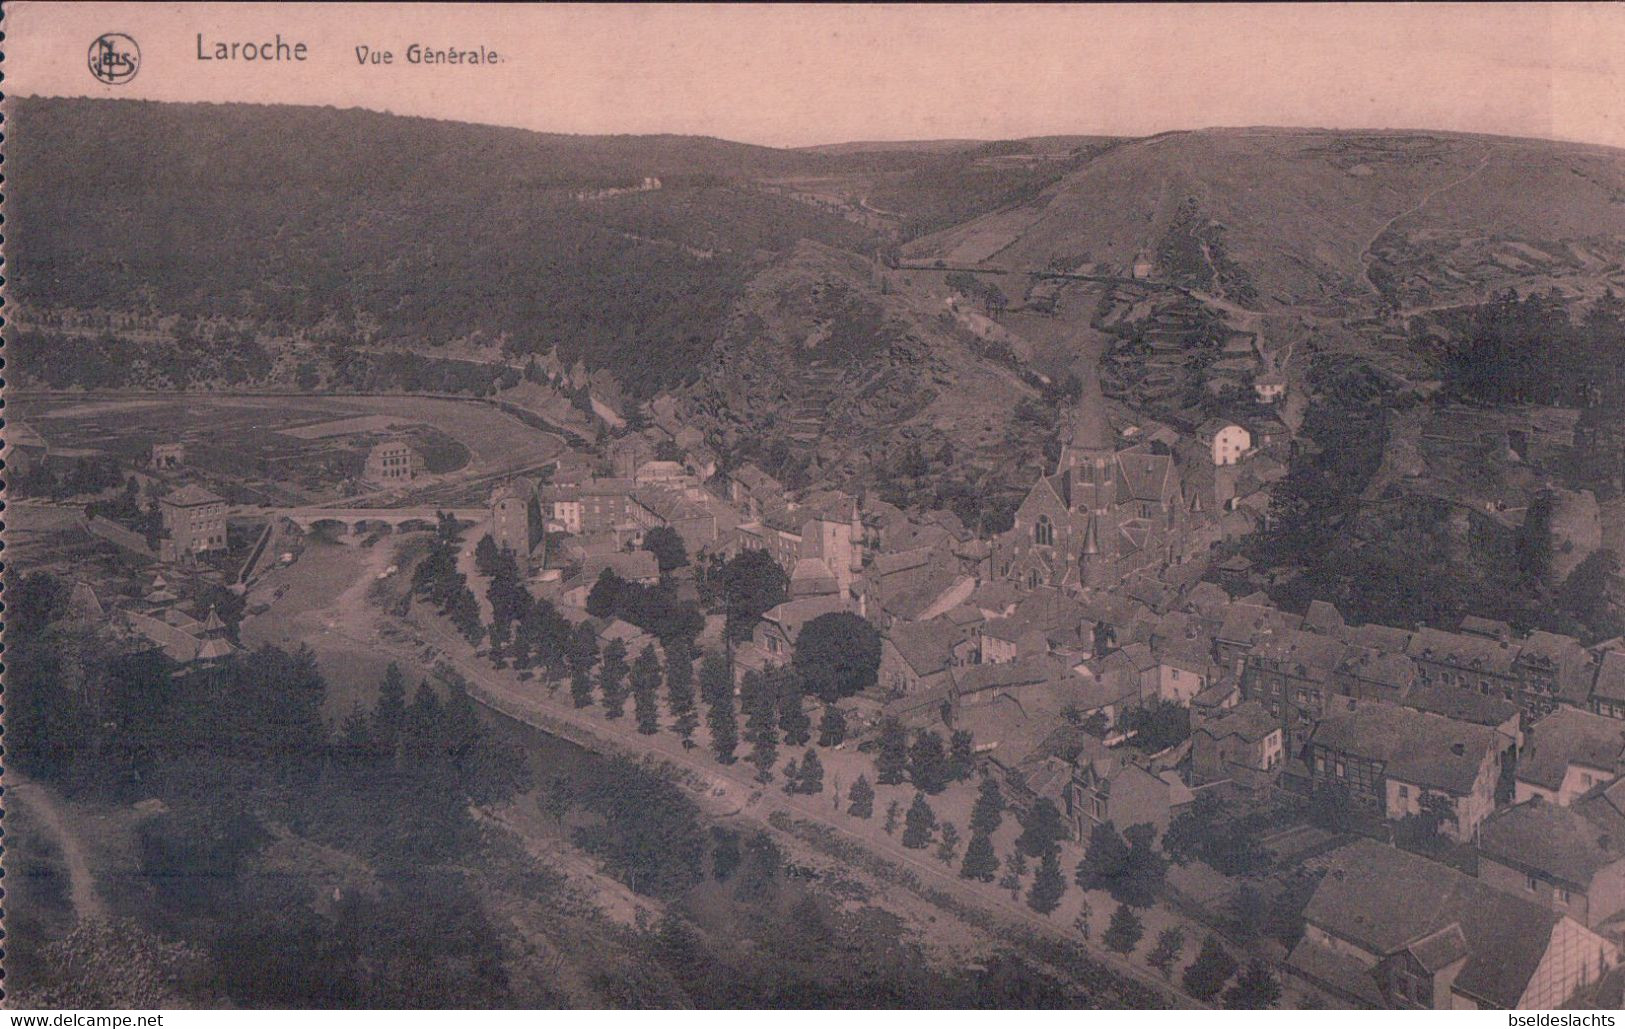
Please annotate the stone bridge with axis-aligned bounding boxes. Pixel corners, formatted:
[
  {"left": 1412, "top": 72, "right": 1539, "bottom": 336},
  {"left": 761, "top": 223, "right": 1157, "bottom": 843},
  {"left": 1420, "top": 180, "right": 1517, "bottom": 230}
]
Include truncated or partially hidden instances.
[{"left": 271, "top": 506, "right": 488, "bottom": 533}]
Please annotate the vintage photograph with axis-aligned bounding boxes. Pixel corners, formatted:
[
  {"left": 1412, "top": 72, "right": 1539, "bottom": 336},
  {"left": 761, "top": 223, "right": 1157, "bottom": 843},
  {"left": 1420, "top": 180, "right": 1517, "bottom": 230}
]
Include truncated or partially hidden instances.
[{"left": 4, "top": 1, "right": 1625, "bottom": 1012}]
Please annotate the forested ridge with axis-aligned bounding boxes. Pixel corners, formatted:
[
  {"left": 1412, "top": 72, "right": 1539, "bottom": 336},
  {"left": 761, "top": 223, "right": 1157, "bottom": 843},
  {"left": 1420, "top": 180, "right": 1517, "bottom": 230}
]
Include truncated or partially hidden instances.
[{"left": 8, "top": 97, "right": 875, "bottom": 400}]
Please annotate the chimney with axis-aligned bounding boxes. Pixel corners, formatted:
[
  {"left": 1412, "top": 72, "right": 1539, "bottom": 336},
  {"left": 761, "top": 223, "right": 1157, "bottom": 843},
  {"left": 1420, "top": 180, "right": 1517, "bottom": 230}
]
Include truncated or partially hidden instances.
[{"left": 1451, "top": 742, "right": 1466, "bottom": 756}]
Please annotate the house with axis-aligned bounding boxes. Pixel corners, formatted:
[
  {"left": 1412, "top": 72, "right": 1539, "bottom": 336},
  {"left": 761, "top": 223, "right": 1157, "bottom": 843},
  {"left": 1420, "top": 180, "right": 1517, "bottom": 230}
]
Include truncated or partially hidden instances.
[
  {"left": 1190, "top": 700, "right": 1283, "bottom": 784},
  {"left": 1516, "top": 706, "right": 1625, "bottom": 807},
  {"left": 120, "top": 604, "right": 239, "bottom": 664},
  {"left": 746, "top": 594, "right": 853, "bottom": 672},
  {"left": 1243, "top": 629, "right": 1349, "bottom": 749},
  {"left": 879, "top": 620, "right": 957, "bottom": 696},
  {"left": 1477, "top": 799, "right": 1625, "bottom": 932},
  {"left": 1334, "top": 645, "right": 1418, "bottom": 704},
  {"left": 491, "top": 480, "right": 545, "bottom": 571},
  {"left": 1068, "top": 755, "right": 1193, "bottom": 844},
  {"left": 633, "top": 460, "right": 691, "bottom": 487},
  {"left": 727, "top": 463, "right": 784, "bottom": 518},
  {"left": 1406, "top": 627, "right": 1536, "bottom": 716},
  {"left": 1400, "top": 685, "right": 1521, "bottom": 749},
  {"left": 362, "top": 439, "right": 421, "bottom": 486},
  {"left": 1288, "top": 839, "right": 1616, "bottom": 1008},
  {"left": 1213, "top": 601, "right": 1301, "bottom": 676},
  {"left": 1593, "top": 651, "right": 1625, "bottom": 720},
  {"left": 1306, "top": 702, "right": 1502, "bottom": 842},
  {"left": 159, "top": 485, "right": 227, "bottom": 559},
  {"left": 1152, "top": 640, "right": 1218, "bottom": 704},
  {"left": 1198, "top": 420, "right": 1252, "bottom": 466}
]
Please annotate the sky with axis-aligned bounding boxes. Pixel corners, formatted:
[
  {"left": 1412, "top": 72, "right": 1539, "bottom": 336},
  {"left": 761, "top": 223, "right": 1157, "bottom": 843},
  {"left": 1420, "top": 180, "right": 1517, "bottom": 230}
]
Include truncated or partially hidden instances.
[{"left": 8, "top": 2, "right": 1625, "bottom": 149}]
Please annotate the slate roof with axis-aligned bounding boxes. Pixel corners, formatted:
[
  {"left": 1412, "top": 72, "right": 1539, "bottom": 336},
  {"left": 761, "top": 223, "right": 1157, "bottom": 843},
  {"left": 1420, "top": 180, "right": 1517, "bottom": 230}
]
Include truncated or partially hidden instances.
[
  {"left": 1196, "top": 700, "right": 1278, "bottom": 743},
  {"left": 1302, "top": 839, "right": 1561, "bottom": 1009},
  {"left": 1215, "top": 602, "right": 1301, "bottom": 646},
  {"left": 1310, "top": 703, "right": 1498, "bottom": 795},
  {"left": 163, "top": 484, "right": 224, "bottom": 507},
  {"left": 1407, "top": 626, "right": 1521, "bottom": 677},
  {"left": 1252, "top": 629, "right": 1348, "bottom": 679},
  {"left": 1400, "top": 684, "right": 1518, "bottom": 728},
  {"left": 1519, "top": 706, "right": 1625, "bottom": 790},
  {"left": 1337, "top": 645, "right": 1418, "bottom": 693},
  {"left": 1594, "top": 651, "right": 1625, "bottom": 704},
  {"left": 1479, "top": 800, "right": 1625, "bottom": 890},
  {"left": 887, "top": 620, "right": 956, "bottom": 677}
]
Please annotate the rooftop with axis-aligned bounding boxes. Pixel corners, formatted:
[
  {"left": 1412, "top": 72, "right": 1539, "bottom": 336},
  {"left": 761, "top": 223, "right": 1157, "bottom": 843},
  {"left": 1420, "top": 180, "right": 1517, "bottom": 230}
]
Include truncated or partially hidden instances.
[
  {"left": 1310, "top": 702, "right": 1499, "bottom": 795},
  {"left": 1301, "top": 839, "right": 1560, "bottom": 1009}
]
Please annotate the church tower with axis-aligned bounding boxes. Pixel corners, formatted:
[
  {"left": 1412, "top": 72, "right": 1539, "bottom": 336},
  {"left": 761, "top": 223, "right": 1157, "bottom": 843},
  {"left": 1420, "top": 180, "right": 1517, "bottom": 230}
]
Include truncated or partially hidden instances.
[{"left": 1059, "top": 369, "right": 1116, "bottom": 516}]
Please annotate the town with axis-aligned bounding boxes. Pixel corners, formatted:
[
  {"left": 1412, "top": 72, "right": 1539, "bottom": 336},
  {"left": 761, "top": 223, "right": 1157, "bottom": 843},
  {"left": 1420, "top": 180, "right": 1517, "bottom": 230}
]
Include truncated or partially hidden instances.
[
  {"left": 10, "top": 307, "right": 1625, "bottom": 1008},
  {"left": 8, "top": 6, "right": 1625, "bottom": 1009}
]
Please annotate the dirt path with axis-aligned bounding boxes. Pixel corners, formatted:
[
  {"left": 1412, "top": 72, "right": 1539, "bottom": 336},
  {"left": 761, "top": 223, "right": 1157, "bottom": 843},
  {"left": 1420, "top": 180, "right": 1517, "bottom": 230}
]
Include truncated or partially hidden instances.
[
  {"left": 1360, "top": 147, "right": 1493, "bottom": 298},
  {"left": 9, "top": 778, "right": 108, "bottom": 923}
]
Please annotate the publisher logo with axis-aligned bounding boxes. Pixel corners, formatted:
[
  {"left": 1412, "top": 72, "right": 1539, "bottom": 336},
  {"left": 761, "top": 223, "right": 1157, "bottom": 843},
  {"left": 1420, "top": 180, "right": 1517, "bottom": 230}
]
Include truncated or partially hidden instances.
[{"left": 88, "top": 33, "right": 140, "bottom": 84}]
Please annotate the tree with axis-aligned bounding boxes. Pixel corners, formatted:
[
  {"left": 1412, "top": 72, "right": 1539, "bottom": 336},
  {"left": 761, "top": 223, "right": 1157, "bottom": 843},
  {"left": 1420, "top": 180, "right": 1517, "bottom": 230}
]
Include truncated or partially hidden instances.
[
  {"left": 474, "top": 534, "right": 502, "bottom": 576},
  {"left": 999, "top": 861, "right": 1024, "bottom": 900},
  {"left": 1183, "top": 936, "right": 1238, "bottom": 1001},
  {"left": 792, "top": 611, "right": 882, "bottom": 701},
  {"left": 948, "top": 729, "right": 976, "bottom": 781},
  {"left": 1078, "top": 821, "right": 1131, "bottom": 890},
  {"left": 1027, "top": 851, "right": 1066, "bottom": 914},
  {"left": 817, "top": 704, "right": 848, "bottom": 747},
  {"left": 585, "top": 568, "right": 625, "bottom": 619},
  {"left": 847, "top": 775, "right": 875, "bottom": 818},
  {"left": 631, "top": 644, "right": 663, "bottom": 735},
  {"left": 875, "top": 718, "right": 909, "bottom": 785},
  {"left": 1078, "top": 821, "right": 1166, "bottom": 908},
  {"left": 488, "top": 618, "right": 511, "bottom": 664},
  {"left": 698, "top": 651, "right": 732, "bottom": 708},
  {"left": 1147, "top": 926, "right": 1186, "bottom": 979},
  {"left": 373, "top": 663, "right": 408, "bottom": 762},
  {"left": 720, "top": 549, "right": 789, "bottom": 641},
  {"left": 970, "top": 776, "right": 1005, "bottom": 837},
  {"left": 960, "top": 831, "right": 999, "bottom": 882},
  {"left": 902, "top": 793, "right": 937, "bottom": 849},
  {"left": 642, "top": 525, "right": 689, "bottom": 576},
  {"left": 797, "top": 748, "right": 825, "bottom": 795},
  {"left": 570, "top": 666, "right": 594, "bottom": 709},
  {"left": 1228, "top": 884, "right": 1268, "bottom": 944},
  {"left": 708, "top": 689, "right": 739, "bottom": 764},
  {"left": 599, "top": 639, "right": 630, "bottom": 718},
  {"left": 935, "top": 822, "right": 961, "bottom": 864},
  {"left": 1118, "top": 699, "right": 1193, "bottom": 754},
  {"left": 665, "top": 643, "right": 698, "bottom": 744},
  {"left": 1222, "top": 960, "right": 1282, "bottom": 1010},
  {"left": 568, "top": 621, "right": 600, "bottom": 678},
  {"left": 884, "top": 800, "right": 902, "bottom": 836},
  {"left": 908, "top": 730, "right": 950, "bottom": 794},
  {"left": 777, "top": 674, "right": 812, "bottom": 747},
  {"left": 1103, "top": 903, "right": 1145, "bottom": 955},
  {"left": 749, "top": 733, "right": 778, "bottom": 784},
  {"left": 1016, "top": 799, "right": 1066, "bottom": 859}
]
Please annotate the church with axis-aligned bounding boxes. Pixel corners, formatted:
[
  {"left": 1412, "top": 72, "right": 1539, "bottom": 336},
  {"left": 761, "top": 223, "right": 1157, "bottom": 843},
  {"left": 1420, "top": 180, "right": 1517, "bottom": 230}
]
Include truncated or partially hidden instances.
[{"left": 996, "top": 371, "right": 1204, "bottom": 592}]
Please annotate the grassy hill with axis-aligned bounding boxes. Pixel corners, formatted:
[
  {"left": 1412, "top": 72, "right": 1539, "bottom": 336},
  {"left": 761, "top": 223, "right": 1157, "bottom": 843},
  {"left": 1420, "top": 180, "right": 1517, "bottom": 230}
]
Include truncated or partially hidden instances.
[{"left": 903, "top": 127, "right": 1625, "bottom": 315}]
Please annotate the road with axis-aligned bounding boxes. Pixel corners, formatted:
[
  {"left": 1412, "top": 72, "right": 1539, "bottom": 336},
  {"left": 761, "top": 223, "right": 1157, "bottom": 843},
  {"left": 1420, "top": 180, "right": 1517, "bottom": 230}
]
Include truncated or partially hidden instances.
[
  {"left": 9, "top": 777, "right": 108, "bottom": 924},
  {"left": 391, "top": 581, "right": 1203, "bottom": 1006}
]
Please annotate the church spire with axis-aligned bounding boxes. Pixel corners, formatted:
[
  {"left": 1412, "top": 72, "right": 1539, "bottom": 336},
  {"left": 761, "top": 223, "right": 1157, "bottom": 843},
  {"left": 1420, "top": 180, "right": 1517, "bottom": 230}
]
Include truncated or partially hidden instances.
[{"left": 1069, "top": 367, "right": 1112, "bottom": 454}]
